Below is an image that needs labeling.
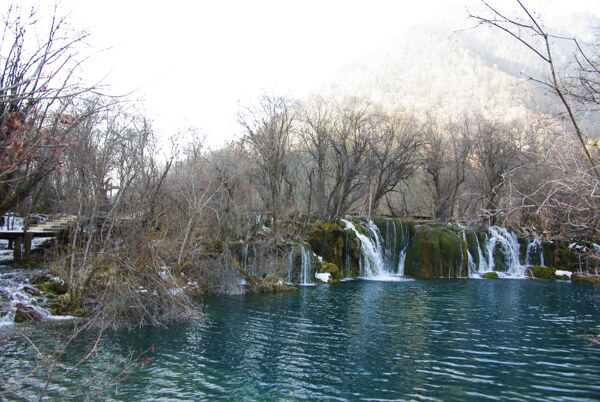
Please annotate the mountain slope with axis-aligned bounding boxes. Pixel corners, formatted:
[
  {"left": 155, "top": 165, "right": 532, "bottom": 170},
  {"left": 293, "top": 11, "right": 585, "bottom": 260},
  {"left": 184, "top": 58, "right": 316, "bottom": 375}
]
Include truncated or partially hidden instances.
[{"left": 318, "top": 8, "right": 599, "bottom": 122}]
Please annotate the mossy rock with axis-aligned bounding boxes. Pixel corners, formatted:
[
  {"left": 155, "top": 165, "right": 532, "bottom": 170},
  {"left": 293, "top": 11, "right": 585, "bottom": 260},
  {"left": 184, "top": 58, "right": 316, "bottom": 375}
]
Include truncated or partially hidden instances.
[
  {"left": 463, "top": 229, "right": 481, "bottom": 267},
  {"left": 243, "top": 273, "right": 297, "bottom": 293},
  {"left": 226, "top": 241, "right": 245, "bottom": 258},
  {"left": 72, "top": 307, "right": 92, "bottom": 317},
  {"left": 528, "top": 266, "right": 556, "bottom": 279},
  {"left": 39, "top": 280, "right": 68, "bottom": 295},
  {"left": 572, "top": 275, "right": 600, "bottom": 285},
  {"left": 23, "top": 286, "right": 42, "bottom": 297},
  {"left": 404, "top": 223, "right": 468, "bottom": 278},
  {"left": 14, "top": 304, "right": 43, "bottom": 323},
  {"left": 306, "top": 220, "right": 356, "bottom": 276},
  {"left": 518, "top": 237, "right": 529, "bottom": 265},
  {"left": 553, "top": 248, "right": 580, "bottom": 271},
  {"left": 50, "top": 302, "right": 64, "bottom": 316},
  {"left": 482, "top": 271, "right": 499, "bottom": 279},
  {"left": 317, "top": 262, "right": 340, "bottom": 282}
]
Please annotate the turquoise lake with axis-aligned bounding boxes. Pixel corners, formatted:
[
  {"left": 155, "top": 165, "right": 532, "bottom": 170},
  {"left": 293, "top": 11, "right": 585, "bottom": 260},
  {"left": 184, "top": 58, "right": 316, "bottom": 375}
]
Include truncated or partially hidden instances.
[{"left": 3, "top": 279, "right": 600, "bottom": 400}]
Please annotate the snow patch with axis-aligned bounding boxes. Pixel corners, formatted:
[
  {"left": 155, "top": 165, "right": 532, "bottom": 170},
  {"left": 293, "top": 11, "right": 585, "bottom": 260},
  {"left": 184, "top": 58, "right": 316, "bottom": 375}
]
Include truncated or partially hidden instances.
[{"left": 315, "top": 272, "right": 331, "bottom": 283}]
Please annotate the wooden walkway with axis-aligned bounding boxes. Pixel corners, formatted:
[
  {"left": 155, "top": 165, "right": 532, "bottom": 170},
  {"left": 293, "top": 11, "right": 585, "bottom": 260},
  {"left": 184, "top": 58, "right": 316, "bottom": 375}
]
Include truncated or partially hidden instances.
[{"left": 0, "top": 215, "right": 78, "bottom": 262}]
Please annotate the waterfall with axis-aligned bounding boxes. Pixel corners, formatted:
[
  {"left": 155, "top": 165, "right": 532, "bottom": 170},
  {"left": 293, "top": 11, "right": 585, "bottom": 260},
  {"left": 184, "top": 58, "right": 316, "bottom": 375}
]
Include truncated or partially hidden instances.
[
  {"left": 286, "top": 244, "right": 315, "bottom": 285},
  {"left": 396, "top": 220, "right": 410, "bottom": 276},
  {"left": 341, "top": 219, "right": 385, "bottom": 278},
  {"left": 344, "top": 231, "right": 351, "bottom": 278},
  {"left": 475, "top": 233, "right": 489, "bottom": 274},
  {"left": 285, "top": 251, "right": 294, "bottom": 284},
  {"left": 477, "top": 227, "right": 527, "bottom": 278},
  {"left": 383, "top": 219, "right": 397, "bottom": 270},
  {"left": 526, "top": 238, "right": 544, "bottom": 267},
  {"left": 299, "top": 245, "right": 314, "bottom": 285},
  {"left": 340, "top": 219, "right": 407, "bottom": 280},
  {"left": 463, "top": 231, "right": 478, "bottom": 277},
  {"left": 0, "top": 268, "right": 76, "bottom": 326},
  {"left": 242, "top": 243, "right": 249, "bottom": 273},
  {"left": 335, "top": 218, "right": 540, "bottom": 280}
]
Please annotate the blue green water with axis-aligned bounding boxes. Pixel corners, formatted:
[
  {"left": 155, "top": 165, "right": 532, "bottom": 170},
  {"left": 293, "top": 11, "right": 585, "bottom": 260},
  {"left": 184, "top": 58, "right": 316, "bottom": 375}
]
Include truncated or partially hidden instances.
[{"left": 3, "top": 279, "right": 600, "bottom": 400}]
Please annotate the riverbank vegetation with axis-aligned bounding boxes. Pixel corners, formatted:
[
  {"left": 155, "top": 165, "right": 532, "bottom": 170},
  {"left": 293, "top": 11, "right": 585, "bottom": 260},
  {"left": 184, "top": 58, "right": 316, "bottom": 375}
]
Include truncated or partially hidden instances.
[{"left": 0, "top": 0, "right": 599, "bottom": 331}]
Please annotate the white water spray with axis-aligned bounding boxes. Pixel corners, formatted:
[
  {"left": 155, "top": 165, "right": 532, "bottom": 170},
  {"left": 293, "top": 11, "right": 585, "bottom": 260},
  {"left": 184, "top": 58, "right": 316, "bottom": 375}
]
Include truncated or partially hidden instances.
[
  {"left": 462, "top": 231, "right": 478, "bottom": 277},
  {"left": 341, "top": 219, "right": 385, "bottom": 278},
  {"left": 299, "top": 245, "right": 314, "bottom": 285},
  {"left": 341, "top": 219, "right": 408, "bottom": 281},
  {"left": 475, "top": 227, "right": 527, "bottom": 278},
  {"left": 526, "top": 238, "right": 544, "bottom": 267}
]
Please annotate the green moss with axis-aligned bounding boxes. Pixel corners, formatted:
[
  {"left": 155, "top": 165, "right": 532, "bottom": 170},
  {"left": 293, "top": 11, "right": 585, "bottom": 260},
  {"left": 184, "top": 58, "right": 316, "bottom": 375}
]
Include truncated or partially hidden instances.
[
  {"left": 463, "top": 229, "right": 480, "bottom": 267},
  {"left": 404, "top": 223, "right": 468, "bottom": 278},
  {"left": 72, "top": 307, "right": 92, "bottom": 317},
  {"left": 306, "top": 220, "right": 356, "bottom": 277},
  {"left": 482, "top": 272, "right": 499, "bottom": 279},
  {"left": 203, "top": 238, "right": 224, "bottom": 254},
  {"left": 317, "top": 262, "right": 340, "bottom": 283},
  {"left": 527, "top": 266, "right": 556, "bottom": 279},
  {"left": 241, "top": 271, "right": 297, "bottom": 293},
  {"left": 572, "top": 275, "right": 600, "bottom": 285},
  {"left": 14, "top": 304, "right": 42, "bottom": 323},
  {"left": 39, "top": 280, "right": 68, "bottom": 295},
  {"left": 553, "top": 248, "right": 580, "bottom": 271}
]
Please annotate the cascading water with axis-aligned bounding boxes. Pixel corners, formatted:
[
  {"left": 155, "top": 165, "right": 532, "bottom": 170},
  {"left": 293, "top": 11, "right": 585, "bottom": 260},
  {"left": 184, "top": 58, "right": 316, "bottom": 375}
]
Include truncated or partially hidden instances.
[
  {"left": 462, "top": 231, "right": 478, "bottom": 277},
  {"left": 526, "top": 238, "right": 545, "bottom": 267},
  {"left": 338, "top": 218, "right": 545, "bottom": 279},
  {"left": 383, "top": 219, "right": 397, "bottom": 270},
  {"left": 474, "top": 226, "right": 527, "bottom": 278},
  {"left": 299, "top": 245, "right": 314, "bottom": 285},
  {"left": 0, "top": 269, "right": 54, "bottom": 326},
  {"left": 340, "top": 219, "right": 408, "bottom": 281},
  {"left": 0, "top": 215, "right": 70, "bottom": 325},
  {"left": 395, "top": 220, "right": 411, "bottom": 276},
  {"left": 286, "top": 244, "right": 315, "bottom": 285},
  {"left": 341, "top": 219, "right": 386, "bottom": 278}
]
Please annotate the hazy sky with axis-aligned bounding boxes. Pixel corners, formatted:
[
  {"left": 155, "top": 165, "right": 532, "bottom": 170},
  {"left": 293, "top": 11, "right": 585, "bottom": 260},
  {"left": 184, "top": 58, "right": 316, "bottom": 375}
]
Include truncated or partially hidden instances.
[{"left": 52, "top": 0, "right": 599, "bottom": 146}]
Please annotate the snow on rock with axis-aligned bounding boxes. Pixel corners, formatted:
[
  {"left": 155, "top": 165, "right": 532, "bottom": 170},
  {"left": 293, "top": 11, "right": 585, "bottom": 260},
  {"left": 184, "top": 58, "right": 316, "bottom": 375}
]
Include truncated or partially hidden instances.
[{"left": 315, "top": 272, "right": 331, "bottom": 283}]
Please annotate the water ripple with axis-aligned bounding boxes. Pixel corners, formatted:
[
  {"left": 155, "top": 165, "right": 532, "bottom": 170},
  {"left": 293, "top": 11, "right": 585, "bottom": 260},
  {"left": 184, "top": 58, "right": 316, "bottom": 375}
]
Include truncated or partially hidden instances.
[{"left": 2, "top": 279, "right": 600, "bottom": 400}]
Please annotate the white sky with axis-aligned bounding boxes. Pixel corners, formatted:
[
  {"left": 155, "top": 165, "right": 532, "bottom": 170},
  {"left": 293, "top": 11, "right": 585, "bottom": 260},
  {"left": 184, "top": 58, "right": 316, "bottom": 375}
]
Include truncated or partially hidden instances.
[{"left": 53, "top": 0, "right": 599, "bottom": 147}]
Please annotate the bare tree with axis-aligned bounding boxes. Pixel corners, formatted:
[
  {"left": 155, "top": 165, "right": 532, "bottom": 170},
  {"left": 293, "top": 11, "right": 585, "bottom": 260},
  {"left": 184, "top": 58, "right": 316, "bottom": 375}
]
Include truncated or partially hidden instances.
[
  {"left": 471, "top": 117, "right": 528, "bottom": 223},
  {"left": 567, "top": 31, "right": 600, "bottom": 111},
  {"left": 298, "top": 96, "right": 335, "bottom": 220},
  {"left": 205, "top": 142, "right": 252, "bottom": 235},
  {"left": 238, "top": 94, "right": 294, "bottom": 223},
  {"left": 422, "top": 116, "right": 472, "bottom": 221},
  {"left": 469, "top": 1, "right": 600, "bottom": 234},
  {"left": 366, "top": 109, "right": 422, "bottom": 215},
  {"left": 469, "top": 0, "right": 600, "bottom": 178},
  {"left": 0, "top": 3, "right": 94, "bottom": 215},
  {"left": 325, "top": 98, "right": 374, "bottom": 219}
]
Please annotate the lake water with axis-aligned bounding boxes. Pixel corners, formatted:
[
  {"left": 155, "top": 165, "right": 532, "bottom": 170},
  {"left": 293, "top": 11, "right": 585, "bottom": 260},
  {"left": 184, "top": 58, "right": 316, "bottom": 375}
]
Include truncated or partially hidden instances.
[{"left": 2, "top": 279, "right": 600, "bottom": 400}]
